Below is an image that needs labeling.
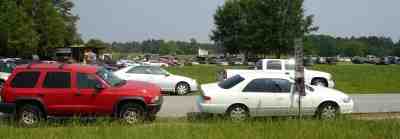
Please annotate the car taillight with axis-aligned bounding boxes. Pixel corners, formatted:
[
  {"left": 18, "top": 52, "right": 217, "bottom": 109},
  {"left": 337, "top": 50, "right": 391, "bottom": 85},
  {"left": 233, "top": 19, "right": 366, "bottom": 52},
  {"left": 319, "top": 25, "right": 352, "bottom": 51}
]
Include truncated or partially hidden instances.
[{"left": 203, "top": 96, "right": 211, "bottom": 103}]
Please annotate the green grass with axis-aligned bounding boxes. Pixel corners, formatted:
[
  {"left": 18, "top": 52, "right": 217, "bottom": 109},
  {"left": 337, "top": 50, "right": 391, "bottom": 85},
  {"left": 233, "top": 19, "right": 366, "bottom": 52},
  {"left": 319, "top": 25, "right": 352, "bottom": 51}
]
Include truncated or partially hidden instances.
[
  {"left": 0, "top": 119, "right": 399, "bottom": 139},
  {"left": 312, "top": 64, "right": 400, "bottom": 93},
  {"left": 166, "top": 64, "right": 247, "bottom": 84},
  {"left": 166, "top": 64, "right": 400, "bottom": 94}
]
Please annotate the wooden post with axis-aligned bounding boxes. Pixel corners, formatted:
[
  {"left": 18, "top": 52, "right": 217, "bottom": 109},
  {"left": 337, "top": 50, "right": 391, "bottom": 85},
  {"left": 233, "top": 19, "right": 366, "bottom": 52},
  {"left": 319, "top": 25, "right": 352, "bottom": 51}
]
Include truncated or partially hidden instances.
[{"left": 294, "top": 38, "right": 306, "bottom": 119}]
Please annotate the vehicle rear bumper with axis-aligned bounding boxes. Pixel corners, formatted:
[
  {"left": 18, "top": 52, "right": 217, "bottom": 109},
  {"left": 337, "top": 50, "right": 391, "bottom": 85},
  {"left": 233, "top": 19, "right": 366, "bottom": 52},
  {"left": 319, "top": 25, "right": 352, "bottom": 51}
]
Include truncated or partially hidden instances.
[{"left": 0, "top": 103, "right": 16, "bottom": 114}]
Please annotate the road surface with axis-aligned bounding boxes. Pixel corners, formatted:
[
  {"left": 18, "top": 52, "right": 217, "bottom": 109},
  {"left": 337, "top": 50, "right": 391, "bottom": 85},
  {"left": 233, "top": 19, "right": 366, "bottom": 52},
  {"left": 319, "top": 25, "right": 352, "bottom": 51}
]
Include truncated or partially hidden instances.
[
  {"left": 157, "top": 94, "right": 400, "bottom": 117},
  {"left": 1, "top": 94, "right": 400, "bottom": 117}
]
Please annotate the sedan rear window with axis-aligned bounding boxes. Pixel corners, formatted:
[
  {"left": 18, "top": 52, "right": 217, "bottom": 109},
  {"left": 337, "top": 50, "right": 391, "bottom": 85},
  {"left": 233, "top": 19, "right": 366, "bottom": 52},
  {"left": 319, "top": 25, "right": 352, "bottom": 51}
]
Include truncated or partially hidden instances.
[{"left": 218, "top": 75, "right": 245, "bottom": 89}]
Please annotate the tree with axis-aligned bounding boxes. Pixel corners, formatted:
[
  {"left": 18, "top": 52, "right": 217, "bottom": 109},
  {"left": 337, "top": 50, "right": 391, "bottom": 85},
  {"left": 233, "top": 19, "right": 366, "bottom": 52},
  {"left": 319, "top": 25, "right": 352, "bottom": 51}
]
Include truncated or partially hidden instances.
[
  {"left": 0, "top": 0, "right": 38, "bottom": 57},
  {"left": 211, "top": 0, "right": 317, "bottom": 59}
]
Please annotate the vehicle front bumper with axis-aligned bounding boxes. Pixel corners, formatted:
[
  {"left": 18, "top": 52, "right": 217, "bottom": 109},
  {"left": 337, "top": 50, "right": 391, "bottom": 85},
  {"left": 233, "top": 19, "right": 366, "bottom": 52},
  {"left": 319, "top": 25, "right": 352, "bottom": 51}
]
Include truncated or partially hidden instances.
[
  {"left": 190, "top": 82, "right": 199, "bottom": 92},
  {"left": 340, "top": 101, "right": 354, "bottom": 114},
  {"left": 147, "top": 96, "right": 163, "bottom": 115},
  {"left": 328, "top": 79, "right": 335, "bottom": 88},
  {"left": 0, "top": 103, "right": 16, "bottom": 114}
]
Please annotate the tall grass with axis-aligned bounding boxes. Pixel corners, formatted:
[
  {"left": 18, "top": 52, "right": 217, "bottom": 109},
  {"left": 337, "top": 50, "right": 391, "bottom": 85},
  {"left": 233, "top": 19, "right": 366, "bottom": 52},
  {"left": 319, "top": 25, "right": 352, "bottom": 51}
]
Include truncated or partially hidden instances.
[{"left": 0, "top": 118, "right": 399, "bottom": 139}]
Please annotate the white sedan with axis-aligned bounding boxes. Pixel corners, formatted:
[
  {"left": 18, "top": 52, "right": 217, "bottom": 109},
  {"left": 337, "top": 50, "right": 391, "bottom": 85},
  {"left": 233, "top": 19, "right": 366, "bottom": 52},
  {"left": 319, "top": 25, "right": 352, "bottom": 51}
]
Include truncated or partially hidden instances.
[
  {"left": 114, "top": 65, "right": 198, "bottom": 95},
  {"left": 198, "top": 74, "right": 353, "bottom": 120}
]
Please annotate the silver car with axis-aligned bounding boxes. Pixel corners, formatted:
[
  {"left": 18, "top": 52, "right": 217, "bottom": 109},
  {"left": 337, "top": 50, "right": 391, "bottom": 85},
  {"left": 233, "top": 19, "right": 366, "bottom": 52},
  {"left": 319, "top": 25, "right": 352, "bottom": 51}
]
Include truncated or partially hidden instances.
[{"left": 114, "top": 66, "right": 198, "bottom": 95}]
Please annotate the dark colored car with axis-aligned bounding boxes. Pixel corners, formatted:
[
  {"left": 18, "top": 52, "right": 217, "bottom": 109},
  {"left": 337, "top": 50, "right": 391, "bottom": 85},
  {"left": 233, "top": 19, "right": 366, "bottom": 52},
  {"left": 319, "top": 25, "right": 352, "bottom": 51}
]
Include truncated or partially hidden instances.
[{"left": 0, "top": 63, "right": 162, "bottom": 126}]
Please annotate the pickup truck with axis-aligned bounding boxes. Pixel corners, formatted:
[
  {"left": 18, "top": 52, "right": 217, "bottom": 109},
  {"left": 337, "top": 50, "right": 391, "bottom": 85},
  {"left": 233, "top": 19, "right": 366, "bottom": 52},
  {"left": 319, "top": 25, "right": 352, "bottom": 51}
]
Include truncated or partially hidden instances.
[{"left": 222, "top": 59, "right": 335, "bottom": 88}]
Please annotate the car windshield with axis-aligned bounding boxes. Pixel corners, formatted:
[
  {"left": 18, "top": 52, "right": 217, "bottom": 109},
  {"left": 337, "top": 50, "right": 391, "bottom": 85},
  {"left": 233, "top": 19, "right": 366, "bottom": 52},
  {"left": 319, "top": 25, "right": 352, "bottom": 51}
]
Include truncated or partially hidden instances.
[
  {"left": 218, "top": 75, "right": 245, "bottom": 89},
  {"left": 97, "top": 68, "right": 125, "bottom": 87}
]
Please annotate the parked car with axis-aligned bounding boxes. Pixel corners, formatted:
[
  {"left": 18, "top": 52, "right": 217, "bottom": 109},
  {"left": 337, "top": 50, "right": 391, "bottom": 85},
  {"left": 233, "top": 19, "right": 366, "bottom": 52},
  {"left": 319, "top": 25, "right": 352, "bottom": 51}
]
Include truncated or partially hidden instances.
[
  {"left": 0, "top": 63, "right": 163, "bottom": 126},
  {"left": 0, "top": 62, "right": 16, "bottom": 88},
  {"left": 198, "top": 74, "right": 353, "bottom": 121},
  {"left": 114, "top": 66, "right": 198, "bottom": 95},
  {"left": 223, "top": 59, "right": 335, "bottom": 88},
  {"left": 351, "top": 56, "right": 367, "bottom": 64}
]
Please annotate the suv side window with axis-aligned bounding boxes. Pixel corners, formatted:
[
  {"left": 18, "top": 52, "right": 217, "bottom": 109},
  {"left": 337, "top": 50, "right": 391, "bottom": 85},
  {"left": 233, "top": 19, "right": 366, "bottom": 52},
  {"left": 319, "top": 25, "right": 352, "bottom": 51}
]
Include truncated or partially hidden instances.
[
  {"left": 11, "top": 72, "right": 40, "bottom": 88},
  {"left": 127, "top": 66, "right": 151, "bottom": 74},
  {"left": 77, "top": 73, "right": 100, "bottom": 89},
  {"left": 267, "top": 60, "right": 282, "bottom": 70},
  {"left": 43, "top": 72, "right": 71, "bottom": 88}
]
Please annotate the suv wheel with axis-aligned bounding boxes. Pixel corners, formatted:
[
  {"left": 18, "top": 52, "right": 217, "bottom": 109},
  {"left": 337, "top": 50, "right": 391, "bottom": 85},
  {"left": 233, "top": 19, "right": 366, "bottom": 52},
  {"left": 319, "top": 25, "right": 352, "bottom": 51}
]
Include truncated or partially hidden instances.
[
  {"left": 119, "top": 103, "right": 145, "bottom": 124},
  {"left": 175, "top": 82, "right": 190, "bottom": 96},
  {"left": 17, "top": 104, "right": 44, "bottom": 126},
  {"left": 316, "top": 103, "right": 339, "bottom": 120},
  {"left": 226, "top": 105, "right": 249, "bottom": 121}
]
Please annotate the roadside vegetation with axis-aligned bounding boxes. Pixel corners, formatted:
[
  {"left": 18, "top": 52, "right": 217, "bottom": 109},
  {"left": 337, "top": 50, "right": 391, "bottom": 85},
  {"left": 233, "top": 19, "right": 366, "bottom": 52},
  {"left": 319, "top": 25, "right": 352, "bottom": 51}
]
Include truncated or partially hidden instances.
[
  {"left": 167, "top": 64, "right": 400, "bottom": 94},
  {"left": 0, "top": 118, "right": 399, "bottom": 139}
]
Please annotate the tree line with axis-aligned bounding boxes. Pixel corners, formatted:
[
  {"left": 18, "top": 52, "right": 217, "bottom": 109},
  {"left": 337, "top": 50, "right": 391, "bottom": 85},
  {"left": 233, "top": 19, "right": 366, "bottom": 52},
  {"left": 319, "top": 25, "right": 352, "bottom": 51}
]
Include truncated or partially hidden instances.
[
  {"left": 0, "top": 0, "right": 81, "bottom": 58},
  {"left": 304, "top": 35, "right": 400, "bottom": 57},
  {"left": 111, "top": 38, "right": 223, "bottom": 55}
]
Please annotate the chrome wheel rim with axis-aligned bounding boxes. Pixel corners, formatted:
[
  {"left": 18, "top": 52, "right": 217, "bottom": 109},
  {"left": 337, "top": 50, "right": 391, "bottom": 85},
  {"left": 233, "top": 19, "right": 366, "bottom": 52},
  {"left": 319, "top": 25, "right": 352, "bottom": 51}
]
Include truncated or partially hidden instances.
[
  {"left": 230, "top": 107, "right": 247, "bottom": 121},
  {"left": 176, "top": 84, "right": 189, "bottom": 95},
  {"left": 122, "top": 108, "right": 140, "bottom": 124},
  {"left": 21, "top": 110, "right": 38, "bottom": 125},
  {"left": 321, "top": 105, "right": 337, "bottom": 119}
]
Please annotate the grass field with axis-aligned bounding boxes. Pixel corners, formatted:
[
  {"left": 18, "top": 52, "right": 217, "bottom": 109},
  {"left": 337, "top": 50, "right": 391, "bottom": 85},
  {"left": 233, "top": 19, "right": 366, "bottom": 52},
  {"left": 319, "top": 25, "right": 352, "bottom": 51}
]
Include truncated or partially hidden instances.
[
  {"left": 0, "top": 118, "right": 399, "bottom": 139},
  {"left": 167, "top": 64, "right": 400, "bottom": 94},
  {"left": 312, "top": 64, "right": 400, "bottom": 93}
]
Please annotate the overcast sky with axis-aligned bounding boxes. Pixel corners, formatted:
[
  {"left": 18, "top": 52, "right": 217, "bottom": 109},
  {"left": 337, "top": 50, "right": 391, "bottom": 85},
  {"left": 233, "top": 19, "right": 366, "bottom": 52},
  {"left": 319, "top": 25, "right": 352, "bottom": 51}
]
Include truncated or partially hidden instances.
[{"left": 72, "top": 0, "right": 400, "bottom": 43}]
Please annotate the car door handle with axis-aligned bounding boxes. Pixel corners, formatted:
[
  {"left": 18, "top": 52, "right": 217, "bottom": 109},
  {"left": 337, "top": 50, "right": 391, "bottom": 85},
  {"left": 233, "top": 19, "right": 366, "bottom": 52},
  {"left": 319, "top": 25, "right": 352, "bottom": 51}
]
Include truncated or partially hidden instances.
[
  {"left": 285, "top": 72, "right": 290, "bottom": 75},
  {"left": 241, "top": 98, "right": 249, "bottom": 100},
  {"left": 37, "top": 93, "right": 44, "bottom": 97},
  {"left": 277, "top": 97, "right": 284, "bottom": 101}
]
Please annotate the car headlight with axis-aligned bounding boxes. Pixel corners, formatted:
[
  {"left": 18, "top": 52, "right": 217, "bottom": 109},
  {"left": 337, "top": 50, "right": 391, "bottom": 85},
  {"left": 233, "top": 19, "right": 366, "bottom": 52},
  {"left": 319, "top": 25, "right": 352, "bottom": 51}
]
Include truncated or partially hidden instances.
[
  {"left": 150, "top": 96, "right": 160, "bottom": 104},
  {"left": 342, "top": 97, "right": 352, "bottom": 103}
]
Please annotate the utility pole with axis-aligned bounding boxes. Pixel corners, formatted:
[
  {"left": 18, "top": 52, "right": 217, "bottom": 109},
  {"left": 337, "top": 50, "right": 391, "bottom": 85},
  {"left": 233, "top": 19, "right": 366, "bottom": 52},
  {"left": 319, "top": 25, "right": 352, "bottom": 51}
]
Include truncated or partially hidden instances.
[
  {"left": 294, "top": 38, "right": 306, "bottom": 119},
  {"left": 285, "top": 0, "right": 306, "bottom": 119}
]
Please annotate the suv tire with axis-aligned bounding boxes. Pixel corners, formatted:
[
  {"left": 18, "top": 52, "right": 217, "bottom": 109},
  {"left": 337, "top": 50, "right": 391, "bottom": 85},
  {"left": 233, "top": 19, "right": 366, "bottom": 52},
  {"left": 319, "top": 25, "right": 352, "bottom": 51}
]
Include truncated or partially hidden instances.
[
  {"left": 17, "top": 104, "right": 44, "bottom": 126},
  {"left": 119, "top": 103, "right": 145, "bottom": 124}
]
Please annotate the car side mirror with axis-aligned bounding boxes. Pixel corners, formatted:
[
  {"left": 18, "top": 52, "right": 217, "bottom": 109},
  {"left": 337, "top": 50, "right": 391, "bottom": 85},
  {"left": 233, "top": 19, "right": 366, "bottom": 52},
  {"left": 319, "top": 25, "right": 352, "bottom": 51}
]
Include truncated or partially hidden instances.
[{"left": 94, "top": 83, "right": 105, "bottom": 92}]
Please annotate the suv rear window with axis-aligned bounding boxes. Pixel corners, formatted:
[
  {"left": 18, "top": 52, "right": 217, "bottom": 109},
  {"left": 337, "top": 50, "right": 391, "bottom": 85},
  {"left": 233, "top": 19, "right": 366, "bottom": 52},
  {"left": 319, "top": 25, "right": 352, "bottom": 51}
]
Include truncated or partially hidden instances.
[
  {"left": 43, "top": 72, "right": 71, "bottom": 88},
  {"left": 11, "top": 72, "right": 40, "bottom": 88},
  {"left": 218, "top": 75, "right": 245, "bottom": 89}
]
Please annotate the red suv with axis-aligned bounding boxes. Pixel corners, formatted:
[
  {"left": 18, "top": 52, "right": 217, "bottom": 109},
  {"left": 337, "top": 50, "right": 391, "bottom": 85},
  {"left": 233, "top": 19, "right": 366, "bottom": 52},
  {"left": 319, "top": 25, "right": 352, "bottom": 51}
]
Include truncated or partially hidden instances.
[{"left": 0, "top": 63, "right": 162, "bottom": 126}]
